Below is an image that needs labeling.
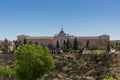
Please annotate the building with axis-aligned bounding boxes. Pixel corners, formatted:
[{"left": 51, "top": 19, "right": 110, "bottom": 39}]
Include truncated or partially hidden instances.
[
  {"left": 0, "top": 39, "right": 15, "bottom": 52},
  {"left": 17, "top": 28, "right": 110, "bottom": 49}
]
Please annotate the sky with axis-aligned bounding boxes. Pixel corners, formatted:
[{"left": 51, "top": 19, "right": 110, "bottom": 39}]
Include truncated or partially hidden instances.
[{"left": 0, "top": 0, "right": 120, "bottom": 40}]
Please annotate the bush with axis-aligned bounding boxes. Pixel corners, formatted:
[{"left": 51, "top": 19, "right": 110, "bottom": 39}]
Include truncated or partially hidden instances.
[
  {"left": 103, "top": 76, "right": 117, "bottom": 80},
  {"left": 0, "top": 66, "right": 13, "bottom": 79}
]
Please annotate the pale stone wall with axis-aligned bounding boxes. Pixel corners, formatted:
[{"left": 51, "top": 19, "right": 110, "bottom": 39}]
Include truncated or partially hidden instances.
[{"left": 17, "top": 29, "right": 110, "bottom": 49}]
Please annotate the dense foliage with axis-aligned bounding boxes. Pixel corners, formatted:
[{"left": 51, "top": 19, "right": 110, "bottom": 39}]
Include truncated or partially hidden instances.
[
  {"left": 0, "top": 38, "right": 11, "bottom": 54},
  {"left": 56, "top": 40, "right": 60, "bottom": 50},
  {"left": 0, "top": 66, "right": 13, "bottom": 79},
  {"left": 73, "top": 37, "right": 78, "bottom": 50},
  {"left": 111, "top": 41, "right": 120, "bottom": 51},
  {"left": 14, "top": 44, "right": 54, "bottom": 80}
]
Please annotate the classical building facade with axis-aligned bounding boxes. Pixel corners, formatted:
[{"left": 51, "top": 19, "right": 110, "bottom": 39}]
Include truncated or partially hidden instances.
[
  {"left": 0, "top": 39, "right": 15, "bottom": 52},
  {"left": 17, "top": 28, "right": 110, "bottom": 49}
]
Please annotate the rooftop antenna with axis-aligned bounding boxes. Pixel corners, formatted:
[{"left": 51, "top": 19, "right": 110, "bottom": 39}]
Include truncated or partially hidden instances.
[
  {"left": 60, "top": 25, "right": 64, "bottom": 33},
  {"left": 61, "top": 25, "right": 63, "bottom": 31}
]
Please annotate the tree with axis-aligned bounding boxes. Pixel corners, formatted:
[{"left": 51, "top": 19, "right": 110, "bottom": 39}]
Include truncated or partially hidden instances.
[
  {"left": 113, "top": 41, "right": 120, "bottom": 51},
  {"left": 1, "top": 38, "right": 10, "bottom": 54},
  {"left": 105, "top": 41, "right": 110, "bottom": 52},
  {"left": 14, "top": 44, "right": 55, "bottom": 80},
  {"left": 47, "top": 43, "right": 54, "bottom": 54},
  {"left": 89, "top": 44, "right": 97, "bottom": 50},
  {"left": 0, "top": 66, "right": 13, "bottom": 80},
  {"left": 78, "top": 48, "right": 83, "bottom": 53},
  {"left": 110, "top": 43, "right": 114, "bottom": 48},
  {"left": 48, "top": 43, "right": 53, "bottom": 50},
  {"left": 23, "top": 38, "right": 27, "bottom": 44},
  {"left": 28, "top": 41, "right": 32, "bottom": 45},
  {"left": 73, "top": 37, "right": 78, "bottom": 50},
  {"left": 66, "top": 39, "right": 70, "bottom": 50},
  {"left": 56, "top": 40, "right": 60, "bottom": 50},
  {"left": 63, "top": 40, "right": 66, "bottom": 46},
  {"left": 63, "top": 39, "right": 72, "bottom": 52},
  {"left": 13, "top": 40, "right": 21, "bottom": 49},
  {"left": 34, "top": 42, "right": 38, "bottom": 45},
  {"left": 86, "top": 40, "right": 90, "bottom": 49},
  {"left": 63, "top": 40, "right": 67, "bottom": 52}
]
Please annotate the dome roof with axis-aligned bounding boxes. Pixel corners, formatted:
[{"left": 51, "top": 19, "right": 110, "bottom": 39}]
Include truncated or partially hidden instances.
[
  {"left": 58, "top": 28, "right": 67, "bottom": 36},
  {"left": 60, "top": 28, "right": 64, "bottom": 33}
]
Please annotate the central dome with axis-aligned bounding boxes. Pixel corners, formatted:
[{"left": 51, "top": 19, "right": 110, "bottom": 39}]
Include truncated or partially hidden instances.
[{"left": 60, "top": 28, "right": 64, "bottom": 34}]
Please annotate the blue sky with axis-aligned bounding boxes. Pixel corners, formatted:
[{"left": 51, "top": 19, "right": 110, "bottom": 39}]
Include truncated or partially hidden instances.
[{"left": 0, "top": 0, "right": 120, "bottom": 40}]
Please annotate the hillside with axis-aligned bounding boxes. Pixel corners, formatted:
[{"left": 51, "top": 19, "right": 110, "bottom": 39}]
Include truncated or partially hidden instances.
[
  {"left": 45, "top": 53, "right": 120, "bottom": 80},
  {"left": 0, "top": 53, "right": 120, "bottom": 80}
]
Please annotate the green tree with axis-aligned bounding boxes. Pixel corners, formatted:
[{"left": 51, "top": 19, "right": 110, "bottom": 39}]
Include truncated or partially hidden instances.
[
  {"left": 105, "top": 41, "right": 110, "bottom": 52},
  {"left": 73, "top": 37, "right": 78, "bottom": 50},
  {"left": 89, "top": 44, "right": 97, "bottom": 50},
  {"left": 23, "top": 38, "right": 27, "bottom": 44},
  {"left": 86, "top": 40, "right": 90, "bottom": 49},
  {"left": 0, "top": 66, "right": 13, "bottom": 80},
  {"left": 28, "top": 41, "right": 32, "bottom": 45},
  {"left": 48, "top": 43, "right": 53, "bottom": 50},
  {"left": 63, "top": 39, "right": 70, "bottom": 52},
  {"left": 78, "top": 48, "right": 83, "bottom": 54},
  {"left": 63, "top": 40, "right": 67, "bottom": 52},
  {"left": 14, "top": 44, "right": 54, "bottom": 80},
  {"left": 13, "top": 40, "right": 21, "bottom": 49},
  {"left": 63, "top": 40, "right": 66, "bottom": 47},
  {"left": 114, "top": 41, "right": 120, "bottom": 51},
  {"left": 66, "top": 39, "right": 70, "bottom": 50},
  {"left": 34, "top": 42, "right": 38, "bottom": 45},
  {"left": 1, "top": 38, "right": 10, "bottom": 54},
  {"left": 56, "top": 40, "right": 60, "bottom": 50}
]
